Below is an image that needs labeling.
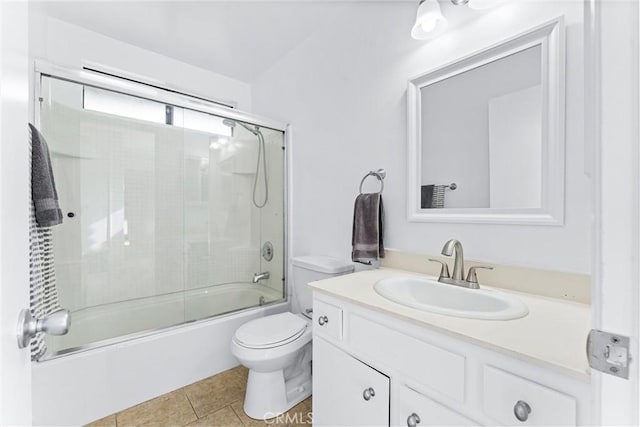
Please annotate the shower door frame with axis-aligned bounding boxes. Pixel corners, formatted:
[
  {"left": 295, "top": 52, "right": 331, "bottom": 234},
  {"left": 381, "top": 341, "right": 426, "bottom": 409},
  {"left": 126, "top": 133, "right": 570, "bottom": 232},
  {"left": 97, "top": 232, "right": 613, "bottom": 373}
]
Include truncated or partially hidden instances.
[
  {"left": 34, "top": 60, "right": 289, "bottom": 142},
  {"left": 32, "top": 59, "right": 293, "bottom": 356}
]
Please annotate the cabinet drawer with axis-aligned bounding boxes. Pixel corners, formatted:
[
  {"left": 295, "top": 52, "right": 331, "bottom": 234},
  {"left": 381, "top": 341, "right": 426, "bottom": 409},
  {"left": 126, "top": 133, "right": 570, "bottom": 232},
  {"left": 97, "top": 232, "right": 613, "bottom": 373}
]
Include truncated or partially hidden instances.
[
  {"left": 483, "top": 366, "right": 576, "bottom": 426},
  {"left": 393, "top": 385, "right": 476, "bottom": 427},
  {"left": 313, "top": 299, "right": 343, "bottom": 340},
  {"left": 349, "top": 314, "right": 465, "bottom": 401}
]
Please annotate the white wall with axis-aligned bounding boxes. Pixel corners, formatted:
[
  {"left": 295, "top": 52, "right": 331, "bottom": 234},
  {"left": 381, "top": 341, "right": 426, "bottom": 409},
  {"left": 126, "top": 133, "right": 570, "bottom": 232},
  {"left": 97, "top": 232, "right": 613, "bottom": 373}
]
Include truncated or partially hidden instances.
[
  {"left": 252, "top": 1, "right": 590, "bottom": 274},
  {"left": 28, "top": 5, "right": 251, "bottom": 111}
]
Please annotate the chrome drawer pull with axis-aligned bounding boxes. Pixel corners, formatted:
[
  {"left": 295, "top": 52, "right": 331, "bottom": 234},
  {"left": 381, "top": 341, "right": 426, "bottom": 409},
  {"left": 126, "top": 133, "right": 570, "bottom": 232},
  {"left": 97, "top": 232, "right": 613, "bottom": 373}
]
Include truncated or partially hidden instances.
[
  {"left": 362, "top": 387, "right": 375, "bottom": 401},
  {"left": 407, "top": 413, "right": 421, "bottom": 427},
  {"left": 318, "top": 316, "right": 329, "bottom": 326},
  {"left": 513, "top": 400, "right": 531, "bottom": 422}
]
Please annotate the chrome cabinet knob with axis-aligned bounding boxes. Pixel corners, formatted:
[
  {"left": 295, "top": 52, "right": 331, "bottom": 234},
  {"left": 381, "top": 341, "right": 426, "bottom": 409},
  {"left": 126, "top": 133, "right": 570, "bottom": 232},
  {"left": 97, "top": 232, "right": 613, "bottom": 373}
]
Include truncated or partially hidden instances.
[
  {"left": 318, "top": 316, "right": 328, "bottom": 326},
  {"left": 513, "top": 400, "right": 531, "bottom": 422},
  {"left": 362, "top": 387, "right": 375, "bottom": 401},
  {"left": 407, "top": 413, "right": 421, "bottom": 427},
  {"left": 17, "top": 308, "right": 71, "bottom": 349}
]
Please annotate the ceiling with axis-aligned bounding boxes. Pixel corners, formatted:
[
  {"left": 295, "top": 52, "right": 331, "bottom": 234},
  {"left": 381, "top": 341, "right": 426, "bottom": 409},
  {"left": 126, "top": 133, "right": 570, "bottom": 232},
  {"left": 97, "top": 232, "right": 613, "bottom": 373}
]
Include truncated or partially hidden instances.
[
  {"left": 39, "top": 1, "right": 380, "bottom": 83},
  {"left": 39, "top": 1, "right": 485, "bottom": 84}
]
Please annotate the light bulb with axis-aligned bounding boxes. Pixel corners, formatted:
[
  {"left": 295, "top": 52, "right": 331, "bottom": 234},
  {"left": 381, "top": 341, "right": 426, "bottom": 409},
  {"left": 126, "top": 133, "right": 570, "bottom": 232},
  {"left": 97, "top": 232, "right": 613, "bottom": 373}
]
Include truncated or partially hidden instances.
[
  {"left": 421, "top": 19, "right": 437, "bottom": 33},
  {"left": 411, "top": 0, "right": 448, "bottom": 40}
]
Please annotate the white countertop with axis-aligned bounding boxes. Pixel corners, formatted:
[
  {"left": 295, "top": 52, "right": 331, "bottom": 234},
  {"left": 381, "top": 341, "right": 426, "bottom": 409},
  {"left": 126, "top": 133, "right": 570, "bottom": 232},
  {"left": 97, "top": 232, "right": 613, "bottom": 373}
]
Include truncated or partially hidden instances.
[{"left": 309, "top": 267, "right": 591, "bottom": 380}]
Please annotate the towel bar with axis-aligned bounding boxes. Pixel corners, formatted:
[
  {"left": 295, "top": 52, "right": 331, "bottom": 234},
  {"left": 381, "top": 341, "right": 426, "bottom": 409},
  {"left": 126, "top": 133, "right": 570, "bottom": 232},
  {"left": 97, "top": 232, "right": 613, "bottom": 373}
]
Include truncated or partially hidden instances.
[{"left": 359, "top": 169, "right": 386, "bottom": 194}]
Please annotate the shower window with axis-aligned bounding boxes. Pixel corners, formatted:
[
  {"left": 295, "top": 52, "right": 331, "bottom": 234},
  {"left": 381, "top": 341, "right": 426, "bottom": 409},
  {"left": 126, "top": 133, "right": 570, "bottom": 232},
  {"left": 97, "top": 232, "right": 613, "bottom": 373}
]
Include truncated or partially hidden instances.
[
  {"left": 83, "top": 86, "right": 168, "bottom": 125},
  {"left": 38, "top": 75, "right": 286, "bottom": 357}
]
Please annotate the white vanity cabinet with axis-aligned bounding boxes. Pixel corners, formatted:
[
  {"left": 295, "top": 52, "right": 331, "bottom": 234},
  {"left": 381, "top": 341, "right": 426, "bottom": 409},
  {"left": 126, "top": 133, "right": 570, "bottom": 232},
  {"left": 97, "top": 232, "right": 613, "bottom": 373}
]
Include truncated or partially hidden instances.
[
  {"left": 312, "top": 292, "right": 591, "bottom": 427},
  {"left": 313, "top": 336, "right": 389, "bottom": 427},
  {"left": 393, "top": 385, "right": 477, "bottom": 427}
]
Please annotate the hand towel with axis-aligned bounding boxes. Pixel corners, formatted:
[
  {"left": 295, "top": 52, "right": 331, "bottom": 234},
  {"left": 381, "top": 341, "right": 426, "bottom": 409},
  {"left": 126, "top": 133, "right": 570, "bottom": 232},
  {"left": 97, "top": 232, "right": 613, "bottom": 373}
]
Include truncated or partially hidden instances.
[
  {"left": 352, "top": 193, "right": 384, "bottom": 264},
  {"left": 421, "top": 185, "right": 435, "bottom": 208},
  {"left": 421, "top": 184, "right": 445, "bottom": 209},
  {"left": 29, "top": 123, "right": 63, "bottom": 361},
  {"left": 29, "top": 123, "right": 63, "bottom": 227},
  {"left": 431, "top": 185, "right": 445, "bottom": 208}
]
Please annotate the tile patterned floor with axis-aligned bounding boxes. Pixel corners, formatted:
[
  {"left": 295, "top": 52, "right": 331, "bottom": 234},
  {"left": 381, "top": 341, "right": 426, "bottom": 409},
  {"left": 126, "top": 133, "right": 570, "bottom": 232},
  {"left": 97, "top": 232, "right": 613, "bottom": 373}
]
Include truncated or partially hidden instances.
[{"left": 85, "top": 366, "right": 313, "bottom": 427}]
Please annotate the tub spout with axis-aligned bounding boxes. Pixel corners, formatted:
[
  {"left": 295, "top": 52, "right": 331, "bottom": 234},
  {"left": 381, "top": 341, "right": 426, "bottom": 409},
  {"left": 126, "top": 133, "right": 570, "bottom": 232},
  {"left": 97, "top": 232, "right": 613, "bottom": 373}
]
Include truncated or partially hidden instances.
[{"left": 253, "top": 272, "right": 270, "bottom": 283}]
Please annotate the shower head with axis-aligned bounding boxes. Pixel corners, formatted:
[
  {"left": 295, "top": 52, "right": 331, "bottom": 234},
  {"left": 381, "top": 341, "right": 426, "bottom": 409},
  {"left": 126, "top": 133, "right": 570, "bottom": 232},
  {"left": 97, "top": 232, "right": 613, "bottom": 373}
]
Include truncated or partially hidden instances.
[
  {"left": 222, "top": 118, "right": 268, "bottom": 208},
  {"left": 222, "top": 118, "right": 260, "bottom": 136}
]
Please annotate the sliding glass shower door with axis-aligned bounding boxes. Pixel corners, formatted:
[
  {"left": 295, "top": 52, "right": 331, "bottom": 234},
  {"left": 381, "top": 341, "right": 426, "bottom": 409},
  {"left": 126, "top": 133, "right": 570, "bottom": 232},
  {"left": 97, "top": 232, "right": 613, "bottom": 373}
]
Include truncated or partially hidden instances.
[{"left": 38, "top": 75, "right": 285, "bottom": 357}]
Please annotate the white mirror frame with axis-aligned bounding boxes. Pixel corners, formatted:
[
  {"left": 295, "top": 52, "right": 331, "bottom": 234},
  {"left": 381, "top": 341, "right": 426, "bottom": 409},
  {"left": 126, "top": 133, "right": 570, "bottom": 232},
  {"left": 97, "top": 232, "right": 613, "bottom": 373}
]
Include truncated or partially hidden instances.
[{"left": 407, "top": 18, "right": 565, "bottom": 225}]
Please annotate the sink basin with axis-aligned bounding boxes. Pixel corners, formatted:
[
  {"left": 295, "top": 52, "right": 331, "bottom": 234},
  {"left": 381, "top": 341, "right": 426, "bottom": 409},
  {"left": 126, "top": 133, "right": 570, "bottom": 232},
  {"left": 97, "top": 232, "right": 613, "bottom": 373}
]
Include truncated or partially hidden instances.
[{"left": 373, "top": 277, "right": 528, "bottom": 320}]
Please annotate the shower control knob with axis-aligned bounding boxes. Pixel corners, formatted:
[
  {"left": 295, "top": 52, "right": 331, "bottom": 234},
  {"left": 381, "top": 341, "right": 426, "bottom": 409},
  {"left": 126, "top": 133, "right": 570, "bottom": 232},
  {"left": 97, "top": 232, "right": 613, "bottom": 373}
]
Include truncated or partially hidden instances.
[
  {"left": 318, "top": 316, "right": 328, "bottom": 326},
  {"left": 407, "top": 413, "right": 421, "bottom": 427},
  {"left": 513, "top": 400, "right": 531, "bottom": 422},
  {"left": 362, "top": 387, "right": 375, "bottom": 401},
  {"left": 16, "top": 308, "right": 71, "bottom": 349}
]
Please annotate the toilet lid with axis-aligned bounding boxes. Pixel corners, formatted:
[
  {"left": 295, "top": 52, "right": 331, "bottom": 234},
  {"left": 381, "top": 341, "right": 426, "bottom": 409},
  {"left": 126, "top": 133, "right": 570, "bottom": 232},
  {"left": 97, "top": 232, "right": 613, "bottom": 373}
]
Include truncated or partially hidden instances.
[{"left": 235, "top": 312, "right": 308, "bottom": 349}]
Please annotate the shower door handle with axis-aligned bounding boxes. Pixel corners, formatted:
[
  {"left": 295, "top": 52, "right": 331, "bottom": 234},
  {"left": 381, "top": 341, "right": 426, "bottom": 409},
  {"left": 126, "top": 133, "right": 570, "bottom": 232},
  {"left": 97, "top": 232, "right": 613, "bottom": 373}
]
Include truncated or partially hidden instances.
[{"left": 16, "top": 308, "right": 71, "bottom": 349}]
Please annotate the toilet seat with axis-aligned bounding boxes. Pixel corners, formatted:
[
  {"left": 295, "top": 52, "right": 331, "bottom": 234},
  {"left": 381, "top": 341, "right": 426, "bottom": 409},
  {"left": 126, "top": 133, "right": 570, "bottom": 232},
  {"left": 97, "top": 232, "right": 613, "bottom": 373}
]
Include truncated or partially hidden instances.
[{"left": 234, "top": 312, "right": 308, "bottom": 349}]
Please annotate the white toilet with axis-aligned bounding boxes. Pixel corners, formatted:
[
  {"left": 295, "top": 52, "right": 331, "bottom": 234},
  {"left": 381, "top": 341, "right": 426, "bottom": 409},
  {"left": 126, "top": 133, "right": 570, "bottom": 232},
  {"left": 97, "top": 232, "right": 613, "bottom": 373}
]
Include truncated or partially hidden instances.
[{"left": 230, "top": 256, "right": 355, "bottom": 420}]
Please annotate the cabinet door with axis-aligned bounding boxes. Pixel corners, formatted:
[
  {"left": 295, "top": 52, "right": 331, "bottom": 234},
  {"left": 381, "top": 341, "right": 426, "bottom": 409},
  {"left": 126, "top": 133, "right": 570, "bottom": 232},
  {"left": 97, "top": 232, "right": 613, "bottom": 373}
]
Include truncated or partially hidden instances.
[
  {"left": 393, "top": 385, "right": 477, "bottom": 427},
  {"left": 313, "top": 336, "right": 390, "bottom": 426}
]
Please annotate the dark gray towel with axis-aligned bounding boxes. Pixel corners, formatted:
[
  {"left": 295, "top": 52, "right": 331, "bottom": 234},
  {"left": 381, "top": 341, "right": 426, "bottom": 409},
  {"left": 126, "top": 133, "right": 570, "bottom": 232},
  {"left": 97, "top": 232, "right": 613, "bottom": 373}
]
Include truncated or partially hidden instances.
[
  {"left": 29, "top": 124, "right": 63, "bottom": 227},
  {"left": 421, "top": 184, "right": 445, "bottom": 209},
  {"left": 352, "top": 193, "right": 384, "bottom": 264},
  {"left": 421, "top": 185, "right": 435, "bottom": 208}
]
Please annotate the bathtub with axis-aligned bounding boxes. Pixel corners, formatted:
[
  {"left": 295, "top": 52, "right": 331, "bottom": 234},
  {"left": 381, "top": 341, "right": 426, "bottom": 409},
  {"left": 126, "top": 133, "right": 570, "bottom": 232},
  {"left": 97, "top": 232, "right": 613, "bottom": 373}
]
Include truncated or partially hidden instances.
[
  {"left": 46, "top": 283, "right": 283, "bottom": 356},
  {"left": 32, "top": 283, "right": 289, "bottom": 426}
]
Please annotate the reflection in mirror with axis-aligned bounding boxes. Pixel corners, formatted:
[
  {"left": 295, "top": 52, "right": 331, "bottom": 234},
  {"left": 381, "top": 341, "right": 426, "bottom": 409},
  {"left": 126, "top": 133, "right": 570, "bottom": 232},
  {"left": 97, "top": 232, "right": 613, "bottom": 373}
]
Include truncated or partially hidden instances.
[
  {"left": 421, "top": 45, "right": 542, "bottom": 210},
  {"left": 407, "top": 18, "right": 565, "bottom": 225}
]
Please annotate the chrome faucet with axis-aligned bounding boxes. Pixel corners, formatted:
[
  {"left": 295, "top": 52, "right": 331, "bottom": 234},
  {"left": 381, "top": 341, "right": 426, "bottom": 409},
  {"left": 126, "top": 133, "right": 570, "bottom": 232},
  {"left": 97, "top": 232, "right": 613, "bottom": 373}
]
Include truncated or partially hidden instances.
[
  {"left": 428, "top": 239, "right": 493, "bottom": 289},
  {"left": 252, "top": 272, "right": 270, "bottom": 283},
  {"left": 441, "top": 239, "right": 465, "bottom": 282}
]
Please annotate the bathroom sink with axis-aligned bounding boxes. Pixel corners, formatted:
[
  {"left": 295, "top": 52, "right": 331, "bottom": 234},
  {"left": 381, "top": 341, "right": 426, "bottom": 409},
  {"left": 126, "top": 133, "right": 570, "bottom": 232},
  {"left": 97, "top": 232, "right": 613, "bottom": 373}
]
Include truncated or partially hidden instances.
[{"left": 373, "top": 277, "right": 528, "bottom": 320}]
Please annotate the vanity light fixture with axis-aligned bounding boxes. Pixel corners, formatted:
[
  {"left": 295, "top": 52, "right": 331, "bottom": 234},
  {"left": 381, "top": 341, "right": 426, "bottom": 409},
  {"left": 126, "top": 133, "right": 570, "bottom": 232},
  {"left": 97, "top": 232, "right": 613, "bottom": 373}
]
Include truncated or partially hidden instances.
[
  {"left": 411, "top": 0, "right": 509, "bottom": 40},
  {"left": 411, "top": 0, "right": 448, "bottom": 40}
]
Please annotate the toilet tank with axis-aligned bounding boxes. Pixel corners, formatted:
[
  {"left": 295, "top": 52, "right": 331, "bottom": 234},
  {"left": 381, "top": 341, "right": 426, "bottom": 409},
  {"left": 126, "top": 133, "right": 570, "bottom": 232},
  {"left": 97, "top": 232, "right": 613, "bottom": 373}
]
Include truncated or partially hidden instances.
[{"left": 291, "top": 256, "right": 355, "bottom": 316}]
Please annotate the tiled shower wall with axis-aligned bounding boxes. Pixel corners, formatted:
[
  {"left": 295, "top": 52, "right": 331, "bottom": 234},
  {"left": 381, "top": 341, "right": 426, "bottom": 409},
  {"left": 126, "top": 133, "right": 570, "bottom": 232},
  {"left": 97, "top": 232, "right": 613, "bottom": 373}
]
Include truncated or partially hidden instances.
[{"left": 41, "top": 77, "right": 285, "bottom": 315}]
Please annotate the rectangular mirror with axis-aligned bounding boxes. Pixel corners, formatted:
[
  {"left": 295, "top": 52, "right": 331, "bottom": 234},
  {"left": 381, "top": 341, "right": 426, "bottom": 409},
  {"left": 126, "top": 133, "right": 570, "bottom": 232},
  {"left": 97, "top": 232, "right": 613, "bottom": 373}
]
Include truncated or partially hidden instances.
[{"left": 407, "top": 18, "right": 565, "bottom": 225}]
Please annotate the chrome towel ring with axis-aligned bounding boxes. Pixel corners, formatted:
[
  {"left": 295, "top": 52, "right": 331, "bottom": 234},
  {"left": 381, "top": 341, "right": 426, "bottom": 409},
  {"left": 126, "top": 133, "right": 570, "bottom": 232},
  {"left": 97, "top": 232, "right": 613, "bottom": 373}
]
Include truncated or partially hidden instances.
[{"left": 359, "top": 169, "right": 386, "bottom": 194}]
